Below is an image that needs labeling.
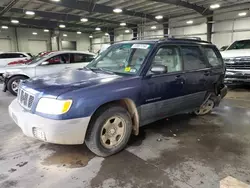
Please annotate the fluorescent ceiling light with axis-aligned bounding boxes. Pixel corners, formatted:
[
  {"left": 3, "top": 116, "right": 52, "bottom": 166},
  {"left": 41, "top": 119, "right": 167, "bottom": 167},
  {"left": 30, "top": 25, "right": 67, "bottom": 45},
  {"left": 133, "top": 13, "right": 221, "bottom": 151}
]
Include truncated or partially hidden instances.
[
  {"left": 25, "top": 11, "right": 35, "bottom": 15},
  {"left": 151, "top": 26, "right": 157, "bottom": 29},
  {"left": 125, "top": 29, "right": 130, "bottom": 33},
  {"left": 11, "top": 20, "right": 19, "bottom": 24},
  {"left": 80, "top": 18, "right": 88, "bottom": 22},
  {"left": 51, "top": 0, "right": 60, "bottom": 2},
  {"left": 32, "top": 32, "right": 37, "bottom": 35},
  {"left": 89, "top": 35, "right": 93, "bottom": 38},
  {"left": 210, "top": 4, "right": 220, "bottom": 9},
  {"left": 77, "top": 31, "right": 82, "bottom": 34},
  {"left": 95, "top": 27, "right": 101, "bottom": 31},
  {"left": 238, "top": 12, "right": 247, "bottom": 16},
  {"left": 1, "top": 26, "right": 8, "bottom": 29},
  {"left": 59, "top": 24, "right": 66, "bottom": 28},
  {"left": 63, "top": 34, "right": 67, "bottom": 37},
  {"left": 44, "top": 29, "right": 49, "bottom": 32},
  {"left": 120, "top": 22, "right": 126, "bottom": 26},
  {"left": 186, "top": 20, "right": 193, "bottom": 24},
  {"left": 155, "top": 15, "right": 163, "bottom": 20},
  {"left": 113, "top": 8, "right": 122, "bottom": 13}
]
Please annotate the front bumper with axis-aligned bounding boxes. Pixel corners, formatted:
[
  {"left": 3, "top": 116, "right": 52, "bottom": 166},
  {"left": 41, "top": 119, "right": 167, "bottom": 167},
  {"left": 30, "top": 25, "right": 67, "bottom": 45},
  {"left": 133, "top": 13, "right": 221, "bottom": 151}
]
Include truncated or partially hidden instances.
[
  {"left": 9, "top": 99, "right": 91, "bottom": 145},
  {"left": 225, "top": 69, "right": 250, "bottom": 84}
]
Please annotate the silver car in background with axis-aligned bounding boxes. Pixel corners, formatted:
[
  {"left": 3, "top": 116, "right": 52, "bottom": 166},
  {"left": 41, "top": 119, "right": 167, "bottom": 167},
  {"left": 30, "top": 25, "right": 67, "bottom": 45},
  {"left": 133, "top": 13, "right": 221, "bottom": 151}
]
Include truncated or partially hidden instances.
[{"left": 2, "top": 51, "right": 95, "bottom": 95}]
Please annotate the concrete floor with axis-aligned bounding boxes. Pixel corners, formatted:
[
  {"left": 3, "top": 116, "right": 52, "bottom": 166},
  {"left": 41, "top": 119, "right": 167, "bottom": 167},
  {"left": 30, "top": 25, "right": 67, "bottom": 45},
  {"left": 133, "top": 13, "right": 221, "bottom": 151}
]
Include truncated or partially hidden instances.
[{"left": 0, "top": 84, "right": 250, "bottom": 188}]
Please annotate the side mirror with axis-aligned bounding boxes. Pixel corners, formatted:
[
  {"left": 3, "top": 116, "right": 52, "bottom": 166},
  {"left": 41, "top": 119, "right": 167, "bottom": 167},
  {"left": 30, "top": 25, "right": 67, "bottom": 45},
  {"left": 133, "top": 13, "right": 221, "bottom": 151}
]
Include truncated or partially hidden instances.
[
  {"left": 150, "top": 65, "right": 168, "bottom": 74},
  {"left": 41, "top": 61, "right": 49, "bottom": 66}
]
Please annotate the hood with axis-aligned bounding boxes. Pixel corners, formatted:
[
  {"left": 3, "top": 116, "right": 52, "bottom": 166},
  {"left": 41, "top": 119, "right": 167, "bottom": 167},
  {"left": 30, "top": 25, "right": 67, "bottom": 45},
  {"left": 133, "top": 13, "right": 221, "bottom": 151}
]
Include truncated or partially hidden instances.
[
  {"left": 221, "top": 49, "right": 250, "bottom": 58},
  {"left": 21, "top": 68, "right": 131, "bottom": 97}
]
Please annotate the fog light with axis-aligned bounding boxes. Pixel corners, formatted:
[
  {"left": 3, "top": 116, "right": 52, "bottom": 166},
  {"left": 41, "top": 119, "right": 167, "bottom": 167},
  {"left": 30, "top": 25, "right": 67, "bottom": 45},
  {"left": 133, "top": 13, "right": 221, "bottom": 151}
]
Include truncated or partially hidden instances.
[{"left": 32, "top": 127, "right": 46, "bottom": 141}]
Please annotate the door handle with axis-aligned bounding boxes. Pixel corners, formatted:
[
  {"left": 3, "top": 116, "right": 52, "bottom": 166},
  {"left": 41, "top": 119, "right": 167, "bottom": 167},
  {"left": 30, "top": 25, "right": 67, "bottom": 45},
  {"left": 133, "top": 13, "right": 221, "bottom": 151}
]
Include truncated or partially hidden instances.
[{"left": 175, "top": 75, "right": 185, "bottom": 84}]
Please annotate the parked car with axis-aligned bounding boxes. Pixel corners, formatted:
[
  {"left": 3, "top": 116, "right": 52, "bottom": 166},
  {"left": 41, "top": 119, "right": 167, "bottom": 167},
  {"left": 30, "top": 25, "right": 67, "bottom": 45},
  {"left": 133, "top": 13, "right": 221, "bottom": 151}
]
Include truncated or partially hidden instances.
[
  {"left": 0, "top": 52, "right": 32, "bottom": 67},
  {"left": 0, "top": 52, "right": 32, "bottom": 81},
  {"left": 221, "top": 39, "right": 250, "bottom": 85},
  {"left": 8, "top": 38, "right": 227, "bottom": 157},
  {"left": 220, "top": 45, "right": 228, "bottom": 51},
  {"left": 3, "top": 51, "right": 95, "bottom": 95},
  {"left": 7, "top": 51, "right": 53, "bottom": 66}
]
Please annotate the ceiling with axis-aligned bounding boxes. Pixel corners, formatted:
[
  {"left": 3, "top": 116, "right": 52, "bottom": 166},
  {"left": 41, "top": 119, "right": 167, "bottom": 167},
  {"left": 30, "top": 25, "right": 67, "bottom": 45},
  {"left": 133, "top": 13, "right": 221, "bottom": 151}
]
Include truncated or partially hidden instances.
[{"left": 0, "top": 0, "right": 249, "bottom": 33}]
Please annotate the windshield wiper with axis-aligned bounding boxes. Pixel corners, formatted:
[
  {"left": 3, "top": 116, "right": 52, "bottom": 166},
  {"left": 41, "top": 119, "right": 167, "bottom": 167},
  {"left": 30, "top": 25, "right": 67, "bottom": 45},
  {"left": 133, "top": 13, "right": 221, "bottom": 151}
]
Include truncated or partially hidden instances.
[{"left": 88, "top": 67, "right": 116, "bottom": 74}]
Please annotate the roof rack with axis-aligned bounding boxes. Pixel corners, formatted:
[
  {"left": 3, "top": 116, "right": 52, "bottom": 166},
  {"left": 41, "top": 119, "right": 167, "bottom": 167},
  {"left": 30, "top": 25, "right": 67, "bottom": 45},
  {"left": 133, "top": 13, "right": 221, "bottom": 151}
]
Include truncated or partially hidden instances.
[{"left": 132, "top": 35, "right": 211, "bottom": 43}]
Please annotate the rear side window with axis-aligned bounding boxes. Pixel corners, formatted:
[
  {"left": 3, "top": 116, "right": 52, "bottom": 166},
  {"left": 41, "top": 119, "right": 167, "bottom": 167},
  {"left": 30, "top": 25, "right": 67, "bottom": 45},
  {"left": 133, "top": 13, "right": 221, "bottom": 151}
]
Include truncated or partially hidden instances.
[
  {"left": 181, "top": 46, "right": 207, "bottom": 71},
  {"left": 203, "top": 47, "right": 223, "bottom": 67},
  {"left": 71, "top": 54, "right": 94, "bottom": 63}
]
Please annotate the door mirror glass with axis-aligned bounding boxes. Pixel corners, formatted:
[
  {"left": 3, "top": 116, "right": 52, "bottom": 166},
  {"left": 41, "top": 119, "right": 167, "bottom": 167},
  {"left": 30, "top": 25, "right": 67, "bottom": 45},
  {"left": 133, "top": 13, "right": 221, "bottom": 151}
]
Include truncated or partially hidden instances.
[
  {"left": 41, "top": 61, "right": 49, "bottom": 66},
  {"left": 150, "top": 65, "right": 168, "bottom": 74}
]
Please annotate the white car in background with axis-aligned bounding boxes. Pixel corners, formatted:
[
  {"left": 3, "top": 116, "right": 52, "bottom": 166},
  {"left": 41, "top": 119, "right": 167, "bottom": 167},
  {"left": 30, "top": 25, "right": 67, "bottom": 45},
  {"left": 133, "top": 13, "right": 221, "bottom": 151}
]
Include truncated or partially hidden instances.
[
  {"left": 2, "top": 51, "right": 95, "bottom": 95},
  {"left": 221, "top": 39, "right": 250, "bottom": 85},
  {"left": 0, "top": 52, "right": 32, "bottom": 67}
]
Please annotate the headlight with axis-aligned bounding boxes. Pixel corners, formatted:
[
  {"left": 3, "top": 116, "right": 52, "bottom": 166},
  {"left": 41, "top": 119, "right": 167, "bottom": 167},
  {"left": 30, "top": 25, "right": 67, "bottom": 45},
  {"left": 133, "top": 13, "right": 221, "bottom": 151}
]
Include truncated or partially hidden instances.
[{"left": 36, "top": 98, "right": 72, "bottom": 115}]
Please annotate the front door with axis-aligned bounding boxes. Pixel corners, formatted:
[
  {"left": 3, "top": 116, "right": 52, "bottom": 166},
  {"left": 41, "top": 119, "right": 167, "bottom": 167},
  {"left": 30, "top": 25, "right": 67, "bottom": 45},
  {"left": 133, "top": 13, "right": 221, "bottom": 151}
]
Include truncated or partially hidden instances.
[
  {"left": 140, "top": 45, "right": 186, "bottom": 125},
  {"left": 35, "top": 53, "right": 70, "bottom": 76}
]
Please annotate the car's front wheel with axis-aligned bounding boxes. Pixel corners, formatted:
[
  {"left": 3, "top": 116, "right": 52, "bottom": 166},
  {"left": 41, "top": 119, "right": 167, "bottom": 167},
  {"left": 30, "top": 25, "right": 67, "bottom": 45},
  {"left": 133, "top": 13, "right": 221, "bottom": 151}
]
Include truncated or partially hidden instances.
[
  {"left": 7, "top": 75, "right": 28, "bottom": 96},
  {"left": 85, "top": 105, "right": 132, "bottom": 157}
]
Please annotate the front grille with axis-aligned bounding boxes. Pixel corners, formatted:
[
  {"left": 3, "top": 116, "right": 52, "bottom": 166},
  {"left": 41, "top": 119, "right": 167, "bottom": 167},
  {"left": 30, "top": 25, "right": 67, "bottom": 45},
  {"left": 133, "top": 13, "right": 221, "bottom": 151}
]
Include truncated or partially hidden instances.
[
  {"left": 18, "top": 88, "right": 35, "bottom": 110},
  {"left": 225, "top": 57, "right": 250, "bottom": 69}
]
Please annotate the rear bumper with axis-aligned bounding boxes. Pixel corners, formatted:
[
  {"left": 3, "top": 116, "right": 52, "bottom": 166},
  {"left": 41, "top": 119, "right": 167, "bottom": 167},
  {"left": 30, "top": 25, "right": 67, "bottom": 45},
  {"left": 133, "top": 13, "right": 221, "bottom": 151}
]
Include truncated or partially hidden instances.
[{"left": 9, "top": 99, "right": 91, "bottom": 145}]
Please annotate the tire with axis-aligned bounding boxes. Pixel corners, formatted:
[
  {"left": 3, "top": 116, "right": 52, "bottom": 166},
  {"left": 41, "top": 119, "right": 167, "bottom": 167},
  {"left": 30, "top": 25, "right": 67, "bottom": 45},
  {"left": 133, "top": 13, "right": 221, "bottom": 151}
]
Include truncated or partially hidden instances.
[
  {"left": 7, "top": 75, "right": 28, "bottom": 96},
  {"left": 85, "top": 105, "right": 132, "bottom": 157},
  {"left": 194, "top": 99, "right": 214, "bottom": 116}
]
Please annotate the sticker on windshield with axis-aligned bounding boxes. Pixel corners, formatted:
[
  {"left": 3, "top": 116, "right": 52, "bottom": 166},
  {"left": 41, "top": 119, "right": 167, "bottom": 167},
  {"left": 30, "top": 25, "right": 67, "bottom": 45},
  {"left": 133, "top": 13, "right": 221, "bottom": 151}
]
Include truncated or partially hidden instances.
[
  {"left": 131, "top": 44, "right": 150, "bottom": 49},
  {"left": 130, "top": 69, "right": 136, "bottom": 73},
  {"left": 124, "top": 67, "right": 131, "bottom": 72}
]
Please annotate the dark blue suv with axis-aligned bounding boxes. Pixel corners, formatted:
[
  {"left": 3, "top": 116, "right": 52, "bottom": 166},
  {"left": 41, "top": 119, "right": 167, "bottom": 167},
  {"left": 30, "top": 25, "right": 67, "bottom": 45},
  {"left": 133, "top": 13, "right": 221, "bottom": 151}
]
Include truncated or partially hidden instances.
[{"left": 9, "top": 38, "right": 227, "bottom": 157}]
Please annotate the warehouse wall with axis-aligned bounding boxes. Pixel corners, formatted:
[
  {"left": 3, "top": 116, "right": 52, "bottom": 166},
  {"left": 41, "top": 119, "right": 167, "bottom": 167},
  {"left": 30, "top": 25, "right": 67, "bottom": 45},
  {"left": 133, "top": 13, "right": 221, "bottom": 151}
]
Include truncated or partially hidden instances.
[
  {"left": 0, "top": 27, "right": 91, "bottom": 54},
  {"left": 212, "top": 12, "right": 250, "bottom": 48},
  {"left": 58, "top": 31, "right": 91, "bottom": 52},
  {"left": 169, "top": 15, "right": 207, "bottom": 41},
  {"left": 0, "top": 27, "right": 17, "bottom": 52}
]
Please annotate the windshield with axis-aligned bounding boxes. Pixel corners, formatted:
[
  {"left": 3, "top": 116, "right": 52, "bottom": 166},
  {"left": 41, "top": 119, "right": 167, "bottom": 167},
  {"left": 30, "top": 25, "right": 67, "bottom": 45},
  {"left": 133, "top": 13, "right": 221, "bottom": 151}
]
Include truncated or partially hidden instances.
[
  {"left": 228, "top": 40, "right": 250, "bottom": 50},
  {"left": 87, "top": 43, "right": 152, "bottom": 75}
]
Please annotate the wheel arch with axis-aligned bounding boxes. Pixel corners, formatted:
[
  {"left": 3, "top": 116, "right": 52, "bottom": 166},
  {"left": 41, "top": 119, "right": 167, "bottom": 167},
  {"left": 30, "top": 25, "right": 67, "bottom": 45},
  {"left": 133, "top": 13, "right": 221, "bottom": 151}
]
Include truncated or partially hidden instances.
[
  {"left": 89, "top": 98, "right": 140, "bottom": 136},
  {"left": 7, "top": 74, "right": 30, "bottom": 81}
]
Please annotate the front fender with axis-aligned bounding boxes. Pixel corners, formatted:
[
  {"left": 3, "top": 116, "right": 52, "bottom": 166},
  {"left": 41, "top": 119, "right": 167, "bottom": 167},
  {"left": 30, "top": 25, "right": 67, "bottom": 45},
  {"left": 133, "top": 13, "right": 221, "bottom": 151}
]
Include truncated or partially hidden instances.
[{"left": 4, "top": 69, "right": 29, "bottom": 79}]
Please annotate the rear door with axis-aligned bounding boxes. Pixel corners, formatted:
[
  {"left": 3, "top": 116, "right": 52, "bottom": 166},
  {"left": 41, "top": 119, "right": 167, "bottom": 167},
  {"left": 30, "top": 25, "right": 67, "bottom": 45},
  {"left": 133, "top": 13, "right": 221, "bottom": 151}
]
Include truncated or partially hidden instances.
[
  {"left": 35, "top": 53, "right": 70, "bottom": 76},
  {"left": 180, "top": 45, "right": 211, "bottom": 109},
  {"left": 140, "top": 45, "right": 186, "bottom": 125},
  {"left": 69, "top": 53, "right": 95, "bottom": 69},
  {"left": 202, "top": 45, "right": 224, "bottom": 93}
]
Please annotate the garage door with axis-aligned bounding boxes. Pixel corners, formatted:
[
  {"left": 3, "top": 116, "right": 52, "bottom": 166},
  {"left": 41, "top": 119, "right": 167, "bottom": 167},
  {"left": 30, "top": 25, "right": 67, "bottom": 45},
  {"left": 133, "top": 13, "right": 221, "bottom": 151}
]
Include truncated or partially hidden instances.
[
  {"left": 28, "top": 40, "right": 48, "bottom": 56},
  {"left": 0, "top": 39, "right": 12, "bottom": 52}
]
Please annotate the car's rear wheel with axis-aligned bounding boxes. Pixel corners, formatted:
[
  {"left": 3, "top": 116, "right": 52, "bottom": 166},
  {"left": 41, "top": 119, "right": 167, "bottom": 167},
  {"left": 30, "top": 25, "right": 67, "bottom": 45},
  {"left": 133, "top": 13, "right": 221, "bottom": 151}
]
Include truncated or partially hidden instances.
[
  {"left": 194, "top": 99, "right": 214, "bottom": 116},
  {"left": 85, "top": 105, "right": 132, "bottom": 157},
  {"left": 7, "top": 75, "right": 28, "bottom": 96}
]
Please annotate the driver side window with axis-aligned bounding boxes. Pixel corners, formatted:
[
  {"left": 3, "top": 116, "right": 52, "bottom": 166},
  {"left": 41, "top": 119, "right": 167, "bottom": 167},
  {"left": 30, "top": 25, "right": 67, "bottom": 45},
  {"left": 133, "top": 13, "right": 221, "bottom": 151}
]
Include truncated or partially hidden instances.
[
  {"left": 44, "top": 54, "right": 70, "bottom": 65},
  {"left": 151, "top": 46, "right": 182, "bottom": 73}
]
